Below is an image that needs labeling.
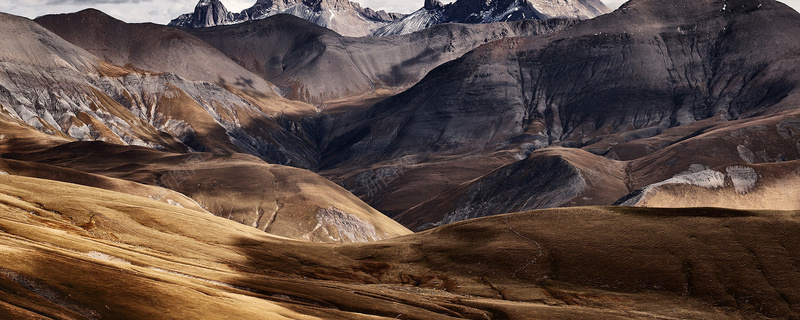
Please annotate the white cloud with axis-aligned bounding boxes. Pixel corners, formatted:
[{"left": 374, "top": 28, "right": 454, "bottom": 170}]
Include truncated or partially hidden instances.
[
  {"left": 221, "top": 0, "right": 254, "bottom": 12},
  {"left": 603, "top": 0, "right": 627, "bottom": 9}
]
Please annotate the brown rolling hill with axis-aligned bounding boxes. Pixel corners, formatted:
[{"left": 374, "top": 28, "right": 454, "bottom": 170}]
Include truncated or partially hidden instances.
[
  {"left": 323, "top": 149, "right": 522, "bottom": 217},
  {"left": 0, "top": 175, "right": 797, "bottom": 319},
  {"left": 395, "top": 147, "right": 628, "bottom": 230},
  {"left": 0, "top": 11, "right": 409, "bottom": 242},
  {"left": 618, "top": 160, "right": 800, "bottom": 209},
  {"left": 0, "top": 138, "right": 409, "bottom": 243},
  {"left": 1, "top": 1, "right": 799, "bottom": 318},
  {"left": 395, "top": 107, "right": 800, "bottom": 230}
]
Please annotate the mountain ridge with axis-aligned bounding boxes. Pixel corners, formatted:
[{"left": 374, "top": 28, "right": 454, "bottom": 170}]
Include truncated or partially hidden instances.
[
  {"left": 170, "top": 0, "right": 405, "bottom": 36},
  {"left": 317, "top": 0, "right": 800, "bottom": 224},
  {"left": 373, "top": 0, "right": 610, "bottom": 36},
  {"left": 170, "top": 0, "right": 609, "bottom": 37}
]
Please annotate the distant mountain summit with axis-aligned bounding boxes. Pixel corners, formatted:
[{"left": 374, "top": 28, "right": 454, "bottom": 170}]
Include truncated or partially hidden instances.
[
  {"left": 171, "top": 0, "right": 608, "bottom": 37},
  {"left": 169, "top": 0, "right": 405, "bottom": 36},
  {"left": 374, "top": 0, "right": 610, "bottom": 36}
]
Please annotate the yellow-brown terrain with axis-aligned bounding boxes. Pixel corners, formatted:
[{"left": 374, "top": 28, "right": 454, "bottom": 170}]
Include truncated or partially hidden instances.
[
  {"left": 0, "top": 174, "right": 798, "bottom": 319},
  {"left": 0, "top": 0, "right": 799, "bottom": 319}
]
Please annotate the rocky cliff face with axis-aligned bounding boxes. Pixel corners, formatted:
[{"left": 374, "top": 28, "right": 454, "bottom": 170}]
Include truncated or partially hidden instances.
[
  {"left": 172, "top": 0, "right": 232, "bottom": 28},
  {"left": 170, "top": 0, "right": 404, "bottom": 37},
  {"left": 374, "top": 0, "right": 610, "bottom": 36}
]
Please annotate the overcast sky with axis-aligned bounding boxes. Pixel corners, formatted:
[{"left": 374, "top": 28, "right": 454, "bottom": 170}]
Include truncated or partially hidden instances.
[{"left": 0, "top": 0, "right": 798, "bottom": 24}]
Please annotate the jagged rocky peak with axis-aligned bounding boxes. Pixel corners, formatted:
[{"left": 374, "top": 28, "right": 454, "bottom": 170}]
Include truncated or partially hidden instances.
[
  {"left": 169, "top": 0, "right": 232, "bottom": 28},
  {"left": 425, "top": 0, "right": 444, "bottom": 10},
  {"left": 374, "top": 0, "right": 610, "bottom": 36},
  {"left": 170, "top": 0, "right": 405, "bottom": 36},
  {"left": 194, "top": 0, "right": 231, "bottom": 27}
]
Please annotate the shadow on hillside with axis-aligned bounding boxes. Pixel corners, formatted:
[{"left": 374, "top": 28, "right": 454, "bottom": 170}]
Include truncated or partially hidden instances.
[{"left": 228, "top": 207, "right": 800, "bottom": 319}]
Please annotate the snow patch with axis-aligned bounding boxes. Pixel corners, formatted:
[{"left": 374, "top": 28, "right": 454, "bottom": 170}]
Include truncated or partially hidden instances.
[
  {"left": 618, "top": 165, "right": 725, "bottom": 206},
  {"left": 620, "top": 164, "right": 762, "bottom": 205}
]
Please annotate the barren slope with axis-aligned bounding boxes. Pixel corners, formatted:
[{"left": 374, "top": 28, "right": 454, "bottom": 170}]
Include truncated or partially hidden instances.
[
  {"left": 187, "top": 14, "right": 576, "bottom": 105},
  {"left": 396, "top": 147, "right": 627, "bottom": 230},
  {"left": 326, "top": 0, "right": 800, "bottom": 170},
  {"left": 0, "top": 178, "right": 796, "bottom": 319},
  {"left": 310, "top": 0, "right": 800, "bottom": 225},
  {"left": 2, "top": 140, "right": 409, "bottom": 243},
  {"left": 36, "top": 9, "right": 281, "bottom": 96},
  {"left": 0, "top": 11, "right": 322, "bottom": 168},
  {"left": 392, "top": 107, "right": 800, "bottom": 230}
]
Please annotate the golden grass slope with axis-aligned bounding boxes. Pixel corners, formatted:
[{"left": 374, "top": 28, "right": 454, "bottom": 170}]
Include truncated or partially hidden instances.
[
  {"left": 4, "top": 141, "right": 410, "bottom": 243},
  {"left": 0, "top": 174, "right": 797, "bottom": 319},
  {"left": 0, "top": 114, "right": 407, "bottom": 243}
]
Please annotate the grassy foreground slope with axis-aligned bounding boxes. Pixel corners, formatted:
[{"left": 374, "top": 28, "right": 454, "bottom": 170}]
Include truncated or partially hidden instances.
[{"left": 0, "top": 174, "right": 797, "bottom": 319}]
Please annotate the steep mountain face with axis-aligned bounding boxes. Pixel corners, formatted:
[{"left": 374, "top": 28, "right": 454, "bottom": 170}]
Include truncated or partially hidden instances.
[
  {"left": 187, "top": 14, "right": 576, "bottom": 105},
  {"left": 328, "top": 0, "right": 800, "bottom": 167},
  {"left": 35, "top": 9, "right": 281, "bottom": 96},
  {"left": 170, "top": 0, "right": 404, "bottom": 37},
  {"left": 19, "top": 10, "right": 323, "bottom": 170},
  {"left": 0, "top": 12, "right": 184, "bottom": 152},
  {"left": 374, "top": 0, "right": 610, "bottom": 36},
  {"left": 321, "top": 0, "right": 800, "bottom": 223},
  {"left": 0, "top": 12, "right": 414, "bottom": 239}
]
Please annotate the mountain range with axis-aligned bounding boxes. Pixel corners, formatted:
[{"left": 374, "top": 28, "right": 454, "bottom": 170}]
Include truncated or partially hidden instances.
[
  {"left": 374, "top": 0, "right": 610, "bottom": 36},
  {"left": 170, "top": 0, "right": 406, "bottom": 36},
  {"left": 0, "top": 0, "right": 800, "bottom": 318},
  {"left": 4, "top": 0, "right": 800, "bottom": 239},
  {"left": 171, "top": 0, "right": 609, "bottom": 36}
]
